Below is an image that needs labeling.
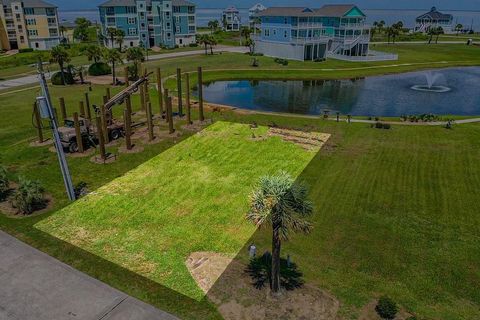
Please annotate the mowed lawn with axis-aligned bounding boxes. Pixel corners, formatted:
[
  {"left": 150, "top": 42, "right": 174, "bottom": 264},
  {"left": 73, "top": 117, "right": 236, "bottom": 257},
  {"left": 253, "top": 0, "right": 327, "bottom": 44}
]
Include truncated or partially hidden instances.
[{"left": 35, "top": 121, "right": 321, "bottom": 301}]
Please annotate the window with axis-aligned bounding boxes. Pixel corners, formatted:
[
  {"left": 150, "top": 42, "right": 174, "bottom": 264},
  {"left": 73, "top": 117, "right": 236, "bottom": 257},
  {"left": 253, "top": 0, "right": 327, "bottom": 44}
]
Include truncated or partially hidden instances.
[
  {"left": 14, "top": 5, "right": 18, "bottom": 10},
  {"left": 140, "top": 12, "right": 145, "bottom": 19},
  {"left": 273, "top": 29, "right": 276, "bottom": 35},
  {"left": 284, "top": 18, "right": 288, "bottom": 24},
  {"left": 46, "top": 8, "right": 55, "bottom": 16},
  {"left": 188, "top": 6, "right": 194, "bottom": 14},
  {"left": 264, "top": 29, "right": 270, "bottom": 36},
  {"left": 17, "top": 25, "right": 22, "bottom": 32},
  {"left": 284, "top": 30, "right": 287, "bottom": 38},
  {"left": 179, "top": 38, "right": 182, "bottom": 44},
  {"left": 128, "top": 17, "right": 136, "bottom": 24},
  {"left": 130, "top": 41, "right": 134, "bottom": 46},
  {"left": 47, "top": 17, "right": 56, "bottom": 26},
  {"left": 188, "top": 26, "right": 195, "bottom": 33},
  {"left": 173, "top": 6, "right": 180, "bottom": 13},
  {"left": 49, "top": 28, "right": 58, "bottom": 36},
  {"left": 126, "top": 6, "right": 136, "bottom": 14},
  {"left": 16, "top": 14, "right": 21, "bottom": 22},
  {"left": 140, "top": 22, "right": 145, "bottom": 30},
  {"left": 107, "top": 17, "right": 115, "bottom": 26},
  {"left": 128, "top": 28, "right": 137, "bottom": 35},
  {"left": 106, "top": 7, "right": 114, "bottom": 15},
  {"left": 20, "top": 35, "right": 25, "bottom": 43},
  {"left": 24, "top": 8, "right": 34, "bottom": 15},
  {"left": 188, "top": 15, "right": 195, "bottom": 24},
  {"left": 35, "top": 42, "right": 39, "bottom": 48},
  {"left": 28, "top": 29, "right": 38, "bottom": 36}
]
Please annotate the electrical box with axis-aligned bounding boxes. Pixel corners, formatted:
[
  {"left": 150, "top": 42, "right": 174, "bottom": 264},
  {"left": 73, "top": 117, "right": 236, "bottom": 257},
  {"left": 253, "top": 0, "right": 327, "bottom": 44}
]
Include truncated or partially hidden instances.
[{"left": 36, "top": 96, "right": 51, "bottom": 119}]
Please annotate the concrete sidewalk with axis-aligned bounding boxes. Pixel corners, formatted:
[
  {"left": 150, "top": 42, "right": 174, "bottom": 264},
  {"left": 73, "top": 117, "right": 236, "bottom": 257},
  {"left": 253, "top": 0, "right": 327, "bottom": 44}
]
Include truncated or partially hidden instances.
[
  {"left": 0, "top": 231, "right": 178, "bottom": 320},
  {"left": 0, "top": 46, "right": 248, "bottom": 91}
]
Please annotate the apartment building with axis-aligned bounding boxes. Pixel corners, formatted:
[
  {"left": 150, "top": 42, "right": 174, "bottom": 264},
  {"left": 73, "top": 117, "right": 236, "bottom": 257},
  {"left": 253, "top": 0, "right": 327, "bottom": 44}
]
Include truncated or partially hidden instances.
[
  {"left": 0, "top": 0, "right": 60, "bottom": 50},
  {"left": 99, "top": 0, "right": 196, "bottom": 49}
]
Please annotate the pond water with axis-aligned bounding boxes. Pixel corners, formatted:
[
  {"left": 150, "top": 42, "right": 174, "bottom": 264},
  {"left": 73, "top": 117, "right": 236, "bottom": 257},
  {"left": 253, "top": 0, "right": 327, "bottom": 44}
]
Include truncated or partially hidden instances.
[{"left": 194, "top": 67, "right": 480, "bottom": 117}]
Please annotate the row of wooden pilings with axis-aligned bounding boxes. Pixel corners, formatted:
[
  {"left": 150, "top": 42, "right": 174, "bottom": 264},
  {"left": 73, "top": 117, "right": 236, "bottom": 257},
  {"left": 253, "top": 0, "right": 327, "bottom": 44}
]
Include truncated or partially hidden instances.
[{"left": 33, "top": 66, "right": 207, "bottom": 161}]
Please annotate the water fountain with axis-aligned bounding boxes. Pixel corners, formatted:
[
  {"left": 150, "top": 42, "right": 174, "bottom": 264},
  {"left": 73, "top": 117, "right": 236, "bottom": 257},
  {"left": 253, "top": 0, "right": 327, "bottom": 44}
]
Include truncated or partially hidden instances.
[{"left": 411, "top": 72, "right": 451, "bottom": 93}]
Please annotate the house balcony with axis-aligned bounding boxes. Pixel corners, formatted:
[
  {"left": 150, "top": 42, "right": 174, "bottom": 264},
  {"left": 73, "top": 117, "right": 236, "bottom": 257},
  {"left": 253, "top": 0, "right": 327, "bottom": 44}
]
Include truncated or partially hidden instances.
[
  {"left": 296, "top": 22, "right": 323, "bottom": 29},
  {"left": 339, "top": 23, "right": 370, "bottom": 30},
  {"left": 291, "top": 36, "right": 330, "bottom": 44}
]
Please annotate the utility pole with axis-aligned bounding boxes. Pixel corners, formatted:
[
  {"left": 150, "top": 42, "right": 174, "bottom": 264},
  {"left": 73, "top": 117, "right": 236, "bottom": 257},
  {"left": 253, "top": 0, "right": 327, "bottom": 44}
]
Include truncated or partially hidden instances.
[{"left": 36, "top": 60, "right": 76, "bottom": 201}]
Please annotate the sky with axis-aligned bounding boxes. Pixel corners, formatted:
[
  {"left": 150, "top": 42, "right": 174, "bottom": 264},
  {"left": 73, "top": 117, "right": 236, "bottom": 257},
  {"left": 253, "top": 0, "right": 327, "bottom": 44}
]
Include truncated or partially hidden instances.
[{"left": 50, "top": 0, "right": 480, "bottom": 11}]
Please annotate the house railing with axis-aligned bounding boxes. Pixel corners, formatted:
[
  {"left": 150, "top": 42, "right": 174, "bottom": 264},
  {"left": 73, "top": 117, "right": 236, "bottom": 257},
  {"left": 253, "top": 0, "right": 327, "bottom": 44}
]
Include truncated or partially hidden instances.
[{"left": 296, "top": 22, "right": 324, "bottom": 28}]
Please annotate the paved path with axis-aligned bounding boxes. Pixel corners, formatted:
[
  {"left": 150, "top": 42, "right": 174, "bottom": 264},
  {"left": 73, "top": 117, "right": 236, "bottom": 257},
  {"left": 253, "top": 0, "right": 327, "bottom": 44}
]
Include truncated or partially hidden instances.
[
  {"left": 0, "top": 230, "right": 178, "bottom": 320},
  {"left": 0, "top": 46, "right": 248, "bottom": 91}
]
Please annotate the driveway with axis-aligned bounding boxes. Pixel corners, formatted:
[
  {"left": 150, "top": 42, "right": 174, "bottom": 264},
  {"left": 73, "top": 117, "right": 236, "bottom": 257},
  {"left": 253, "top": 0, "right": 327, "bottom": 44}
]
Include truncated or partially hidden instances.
[
  {"left": 0, "top": 230, "right": 178, "bottom": 320},
  {"left": 0, "top": 45, "right": 248, "bottom": 91}
]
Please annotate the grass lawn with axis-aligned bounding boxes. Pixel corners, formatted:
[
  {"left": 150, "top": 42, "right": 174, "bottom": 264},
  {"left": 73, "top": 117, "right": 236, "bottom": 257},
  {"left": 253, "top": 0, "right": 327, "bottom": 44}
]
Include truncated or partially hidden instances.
[{"left": 1, "top": 44, "right": 480, "bottom": 319}]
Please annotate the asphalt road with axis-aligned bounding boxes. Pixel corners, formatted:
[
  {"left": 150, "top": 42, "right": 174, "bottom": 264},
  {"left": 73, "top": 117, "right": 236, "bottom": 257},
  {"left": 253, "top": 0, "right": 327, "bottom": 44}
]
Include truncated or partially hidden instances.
[{"left": 0, "top": 230, "right": 178, "bottom": 320}]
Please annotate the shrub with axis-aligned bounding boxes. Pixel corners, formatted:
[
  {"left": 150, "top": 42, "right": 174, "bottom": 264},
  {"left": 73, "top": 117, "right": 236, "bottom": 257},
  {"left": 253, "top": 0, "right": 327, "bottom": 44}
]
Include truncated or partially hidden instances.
[
  {"left": 383, "top": 123, "right": 391, "bottom": 130},
  {"left": 11, "top": 179, "right": 46, "bottom": 215},
  {"left": 88, "top": 62, "right": 111, "bottom": 76},
  {"left": 74, "top": 181, "right": 89, "bottom": 198},
  {"left": 274, "top": 57, "right": 288, "bottom": 66},
  {"left": 375, "top": 122, "right": 384, "bottom": 129},
  {"left": 0, "top": 166, "right": 9, "bottom": 199},
  {"left": 375, "top": 296, "right": 398, "bottom": 320},
  {"left": 19, "top": 48, "right": 34, "bottom": 53},
  {"left": 189, "top": 43, "right": 198, "bottom": 47},
  {"left": 51, "top": 71, "right": 75, "bottom": 85}
]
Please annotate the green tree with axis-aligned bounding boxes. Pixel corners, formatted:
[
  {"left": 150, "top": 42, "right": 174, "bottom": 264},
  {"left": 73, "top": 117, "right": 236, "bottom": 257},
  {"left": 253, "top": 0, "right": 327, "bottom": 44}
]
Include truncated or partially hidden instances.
[
  {"left": 73, "top": 17, "right": 91, "bottom": 42},
  {"left": 455, "top": 23, "right": 463, "bottom": 35},
  {"left": 85, "top": 44, "right": 102, "bottom": 63},
  {"left": 207, "top": 20, "right": 219, "bottom": 33},
  {"left": 106, "top": 27, "right": 118, "bottom": 48},
  {"left": 115, "top": 29, "right": 125, "bottom": 51},
  {"left": 240, "top": 26, "right": 252, "bottom": 41},
  {"left": 247, "top": 172, "right": 314, "bottom": 293},
  {"left": 245, "top": 37, "right": 255, "bottom": 54},
  {"left": 197, "top": 34, "right": 210, "bottom": 55},
  {"left": 125, "top": 47, "right": 145, "bottom": 80},
  {"left": 50, "top": 45, "right": 71, "bottom": 85},
  {"left": 435, "top": 26, "right": 444, "bottom": 44},
  {"left": 103, "top": 48, "right": 123, "bottom": 85},
  {"left": 208, "top": 34, "right": 218, "bottom": 55}
]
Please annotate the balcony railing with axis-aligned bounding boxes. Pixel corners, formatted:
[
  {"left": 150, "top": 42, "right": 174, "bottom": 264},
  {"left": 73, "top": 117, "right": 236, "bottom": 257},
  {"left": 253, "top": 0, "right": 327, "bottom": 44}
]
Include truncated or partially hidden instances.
[
  {"left": 296, "top": 22, "right": 323, "bottom": 28},
  {"left": 339, "top": 23, "right": 370, "bottom": 29}
]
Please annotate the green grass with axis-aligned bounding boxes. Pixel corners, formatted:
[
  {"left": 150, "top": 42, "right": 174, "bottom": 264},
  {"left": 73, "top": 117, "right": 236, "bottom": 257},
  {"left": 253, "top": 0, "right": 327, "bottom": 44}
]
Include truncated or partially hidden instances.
[
  {"left": 35, "top": 121, "right": 318, "bottom": 299},
  {"left": 1, "top": 44, "right": 480, "bottom": 319}
]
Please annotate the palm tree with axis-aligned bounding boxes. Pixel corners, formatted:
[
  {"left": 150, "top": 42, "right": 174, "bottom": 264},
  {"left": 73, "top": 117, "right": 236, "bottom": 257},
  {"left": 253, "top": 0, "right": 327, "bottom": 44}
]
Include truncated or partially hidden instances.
[
  {"left": 125, "top": 47, "right": 145, "bottom": 80},
  {"left": 427, "top": 27, "right": 435, "bottom": 44},
  {"left": 247, "top": 172, "right": 314, "bottom": 293},
  {"left": 207, "top": 20, "right": 219, "bottom": 34},
  {"left": 106, "top": 27, "right": 117, "bottom": 48},
  {"left": 115, "top": 29, "right": 125, "bottom": 51},
  {"left": 435, "top": 26, "right": 443, "bottom": 44},
  {"left": 197, "top": 34, "right": 209, "bottom": 55},
  {"left": 103, "top": 48, "right": 123, "bottom": 85},
  {"left": 59, "top": 25, "right": 67, "bottom": 41},
  {"left": 85, "top": 44, "right": 102, "bottom": 63},
  {"left": 245, "top": 37, "right": 255, "bottom": 54},
  {"left": 240, "top": 26, "right": 252, "bottom": 41},
  {"left": 50, "top": 45, "right": 71, "bottom": 85},
  {"left": 208, "top": 35, "right": 217, "bottom": 55},
  {"left": 455, "top": 23, "right": 463, "bottom": 36}
]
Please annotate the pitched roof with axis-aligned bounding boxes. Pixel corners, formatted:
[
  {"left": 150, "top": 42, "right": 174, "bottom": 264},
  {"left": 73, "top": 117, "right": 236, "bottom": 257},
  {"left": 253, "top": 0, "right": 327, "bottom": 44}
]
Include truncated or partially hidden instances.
[
  {"left": 256, "top": 4, "right": 362, "bottom": 18},
  {"left": 2, "top": 0, "right": 56, "bottom": 8},
  {"left": 416, "top": 7, "right": 452, "bottom": 20},
  {"left": 223, "top": 6, "right": 239, "bottom": 13},
  {"left": 98, "top": 0, "right": 194, "bottom": 7}
]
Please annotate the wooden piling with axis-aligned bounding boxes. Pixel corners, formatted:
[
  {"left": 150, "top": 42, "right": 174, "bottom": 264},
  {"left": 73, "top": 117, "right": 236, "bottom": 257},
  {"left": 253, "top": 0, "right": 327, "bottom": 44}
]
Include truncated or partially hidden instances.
[
  {"left": 176, "top": 68, "right": 183, "bottom": 116},
  {"left": 167, "top": 96, "right": 174, "bottom": 134},
  {"left": 85, "top": 92, "right": 91, "bottom": 120},
  {"left": 198, "top": 66, "right": 205, "bottom": 121},
  {"left": 124, "top": 108, "right": 132, "bottom": 150},
  {"left": 100, "top": 105, "right": 109, "bottom": 143},
  {"left": 124, "top": 66, "right": 129, "bottom": 86},
  {"left": 73, "top": 112, "right": 84, "bottom": 153},
  {"left": 33, "top": 101, "right": 43, "bottom": 143},
  {"left": 95, "top": 116, "right": 106, "bottom": 160},
  {"left": 140, "top": 83, "right": 146, "bottom": 112},
  {"left": 79, "top": 101, "right": 85, "bottom": 118},
  {"left": 103, "top": 95, "right": 108, "bottom": 105},
  {"left": 156, "top": 67, "right": 163, "bottom": 115},
  {"left": 126, "top": 95, "right": 132, "bottom": 116},
  {"left": 106, "top": 87, "right": 111, "bottom": 100},
  {"left": 185, "top": 73, "right": 192, "bottom": 125},
  {"left": 59, "top": 97, "right": 67, "bottom": 121},
  {"left": 164, "top": 88, "right": 169, "bottom": 123},
  {"left": 146, "top": 102, "right": 154, "bottom": 141}
]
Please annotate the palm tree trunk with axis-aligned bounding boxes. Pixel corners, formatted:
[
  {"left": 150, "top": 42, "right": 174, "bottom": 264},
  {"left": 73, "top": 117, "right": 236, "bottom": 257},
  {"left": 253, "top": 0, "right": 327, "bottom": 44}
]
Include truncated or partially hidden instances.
[
  {"left": 428, "top": 35, "right": 433, "bottom": 44},
  {"left": 59, "top": 62, "right": 66, "bottom": 85},
  {"left": 112, "top": 61, "right": 116, "bottom": 85},
  {"left": 210, "top": 45, "right": 213, "bottom": 55},
  {"left": 204, "top": 44, "right": 208, "bottom": 55},
  {"left": 271, "top": 226, "right": 281, "bottom": 293}
]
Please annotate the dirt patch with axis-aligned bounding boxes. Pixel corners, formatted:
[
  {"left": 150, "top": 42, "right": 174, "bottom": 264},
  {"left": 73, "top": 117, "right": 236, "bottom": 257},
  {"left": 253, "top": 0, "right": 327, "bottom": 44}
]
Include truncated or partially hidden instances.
[
  {"left": 29, "top": 139, "right": 53, "bottom": 147},
  {"left": 186, "top": 252, "right": 340, "bottom": 320},
  {"left": 118, "top": 144, "right": 144, "bottom": 154},
  {"left": 267, "top": 128, "right": 331, "bottom": 151},
  {"left": 85, "top": 75, "right": 113, "bottom": 85},
  {"left": 358, "top": 299, "right": 414, "bottom": 320},
  {"left": 48, "top": 146, "right": 96, "bottom": 157},
  {"left": 142, "top": 136, "right": 164, "bottom": 145},
  {"left": 90, "top": 153, "right": 117, "bottom": 164}
]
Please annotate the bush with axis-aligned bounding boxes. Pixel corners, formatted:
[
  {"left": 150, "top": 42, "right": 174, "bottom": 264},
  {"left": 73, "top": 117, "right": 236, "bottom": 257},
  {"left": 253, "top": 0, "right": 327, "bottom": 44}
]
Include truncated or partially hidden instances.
[
  {"left": 0, "top": 166, "right": 9, "bottom": 199},
  {"left": 19, "top": 48, "right": 34, "bottom": 53},
  {"left": 88, "top": 62, "right": 111, "bottom": 76},
  {"left": 189, "top": 43, "right": 198, "bottom": 47},
  {"left": 375, "top": 296, "right": 398, "bottom": 320},
  {"left": 11, "top": 179, "right": 46, "bottom": 215},
  {"left": 274, "top": 57, "right": 289, "bottom": 66},
  {"left": 383, "top": 123, "right": 391, "bottom": 130},
  {"left": 51, "top": 71, "right": 75, "bottom": 85}
]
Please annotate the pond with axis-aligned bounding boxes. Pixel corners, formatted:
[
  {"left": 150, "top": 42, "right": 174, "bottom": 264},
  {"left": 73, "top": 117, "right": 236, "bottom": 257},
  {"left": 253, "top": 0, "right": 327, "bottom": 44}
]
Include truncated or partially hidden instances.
[{"left": 193, "top": 67, "right": 480, "bottom": 117}]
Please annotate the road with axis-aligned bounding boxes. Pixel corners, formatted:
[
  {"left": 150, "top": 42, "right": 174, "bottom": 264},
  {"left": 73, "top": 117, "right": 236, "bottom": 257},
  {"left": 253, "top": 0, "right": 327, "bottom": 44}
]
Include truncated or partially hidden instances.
[
  {"left": 0, "top": 45, "right": 248, "bottom": 91},
  {"left": 0, "top": 230, "right": 178, "bottom": 320}
]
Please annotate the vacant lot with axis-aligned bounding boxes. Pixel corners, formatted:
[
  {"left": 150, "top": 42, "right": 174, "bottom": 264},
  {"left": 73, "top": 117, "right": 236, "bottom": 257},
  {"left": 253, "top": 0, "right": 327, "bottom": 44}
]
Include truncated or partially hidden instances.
[{"left": 35, "top": 121, "right": 323, "bottom": 301}]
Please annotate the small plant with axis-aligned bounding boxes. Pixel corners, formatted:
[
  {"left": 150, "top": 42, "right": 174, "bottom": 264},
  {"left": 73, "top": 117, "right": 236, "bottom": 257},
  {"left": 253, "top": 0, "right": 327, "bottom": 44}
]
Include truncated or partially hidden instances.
[
  {"left": 11, "top": 178, "right": 46, "bottom": 215},
  {"left": 274, "top": 58, "right": 289, "bottom": 66},
  {"left": 74, "top": 181, "right": 89, "bottom": 198},
  {"left": 375, "top": 296, "right": 398, "bottom": 320},
  {"left": 251, "top": 58, "right": 259, "bottom": 67},
  {"left": 0, "top": 166, "right": 9, "bottom": 199}
]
